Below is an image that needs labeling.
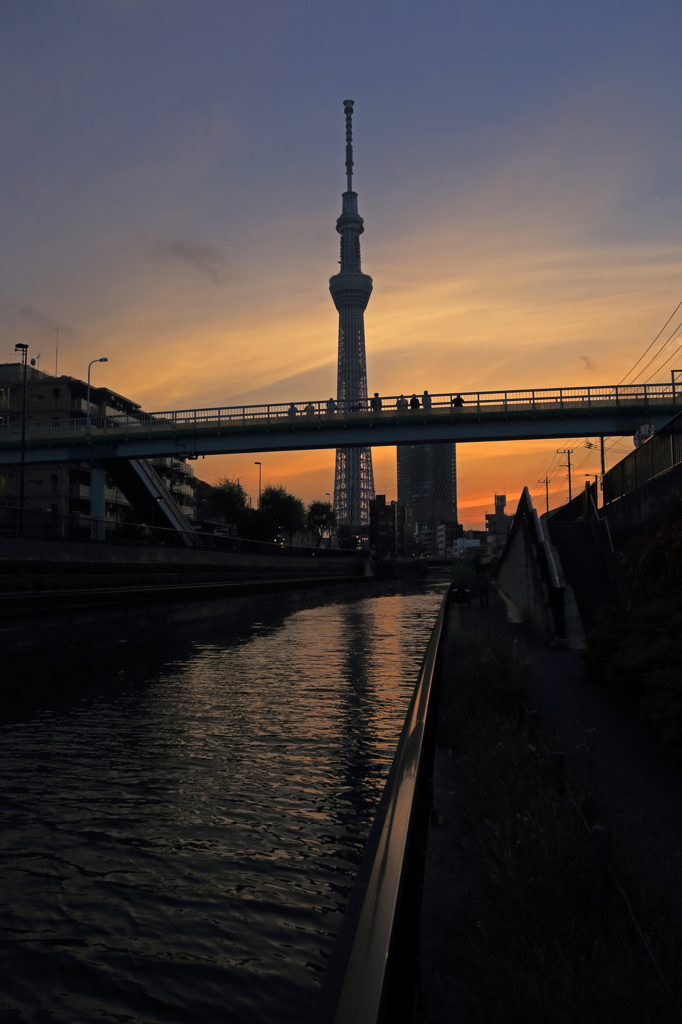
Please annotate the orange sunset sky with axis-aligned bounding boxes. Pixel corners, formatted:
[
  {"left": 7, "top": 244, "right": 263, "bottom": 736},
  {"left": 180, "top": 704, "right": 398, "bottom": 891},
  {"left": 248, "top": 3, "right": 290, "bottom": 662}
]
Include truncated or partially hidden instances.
[{"left": 3, "top": 2, "right": 682, "bottom": 528}]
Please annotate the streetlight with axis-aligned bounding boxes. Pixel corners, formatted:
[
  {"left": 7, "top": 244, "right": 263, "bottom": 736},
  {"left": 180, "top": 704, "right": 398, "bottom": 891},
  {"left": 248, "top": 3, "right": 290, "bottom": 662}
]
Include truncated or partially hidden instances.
[
  {"left": 86, "top": 357, "right": 108, "bottom": 436},
  {"left": 14, "top": 343, "right": 28, "bottom": 533},
  {"left": 254, "top": 461, "right": 261, "bottom": 508}
]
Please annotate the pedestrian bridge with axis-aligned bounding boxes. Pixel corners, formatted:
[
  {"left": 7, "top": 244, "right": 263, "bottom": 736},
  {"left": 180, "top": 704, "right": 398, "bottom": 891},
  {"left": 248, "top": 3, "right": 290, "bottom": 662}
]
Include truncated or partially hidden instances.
[{"left": 1, "top": 382, "right": 679, "bottom": 465}]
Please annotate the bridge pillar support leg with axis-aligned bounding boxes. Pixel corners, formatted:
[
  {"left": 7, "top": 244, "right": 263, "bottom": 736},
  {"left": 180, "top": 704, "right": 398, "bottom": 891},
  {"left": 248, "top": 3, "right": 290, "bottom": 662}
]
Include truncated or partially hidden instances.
[{"left": 90, "top": 465, "right": 106, "bottom": 541}]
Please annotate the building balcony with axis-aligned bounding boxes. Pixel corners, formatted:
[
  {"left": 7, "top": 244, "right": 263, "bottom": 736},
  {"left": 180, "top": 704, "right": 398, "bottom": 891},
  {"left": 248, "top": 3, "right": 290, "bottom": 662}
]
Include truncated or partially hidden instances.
[{"left": 69, "top": 483, "right": 91, "bottom": 500}]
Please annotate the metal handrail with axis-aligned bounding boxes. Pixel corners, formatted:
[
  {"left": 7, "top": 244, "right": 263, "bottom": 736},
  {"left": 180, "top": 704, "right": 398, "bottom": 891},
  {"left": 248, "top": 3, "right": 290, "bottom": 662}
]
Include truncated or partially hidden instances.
[
  {"left": 313, "top": 584, "right": 452, "bottom": 1024},
  {"left": 603, "top": 407, "right": 682, "bottom": 504},
  {"left": 0, "top": 380, "right": 680, "bottom": 445}
]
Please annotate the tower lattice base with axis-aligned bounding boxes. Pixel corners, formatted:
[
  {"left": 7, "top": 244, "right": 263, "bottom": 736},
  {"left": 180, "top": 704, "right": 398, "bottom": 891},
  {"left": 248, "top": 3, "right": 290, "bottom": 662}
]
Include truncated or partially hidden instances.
[{"left": 334, "top": 445, "right": 374, "bottom": 528}]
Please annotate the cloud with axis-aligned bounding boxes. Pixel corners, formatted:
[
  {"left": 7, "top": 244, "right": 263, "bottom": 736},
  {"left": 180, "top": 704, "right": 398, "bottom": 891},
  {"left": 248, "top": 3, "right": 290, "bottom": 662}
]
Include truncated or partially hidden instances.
[
  {"left": 150, "top": 237, "right": 229, "bottom": 285},
  {"left": 0, "top": 302, "right": 74, "bottom": 359},
  {"left": 0, "top": 301, "right": 67, "bottom": 334},
  {"left": 222, "top": 360, "right": 337, "bottom": 407}
]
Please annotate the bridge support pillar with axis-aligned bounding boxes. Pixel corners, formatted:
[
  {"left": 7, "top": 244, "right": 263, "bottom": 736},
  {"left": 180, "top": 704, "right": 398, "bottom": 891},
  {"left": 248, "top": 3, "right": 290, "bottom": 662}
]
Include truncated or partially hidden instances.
[{"left": 90, "top": 465, "right": 106, "bottom": 541}]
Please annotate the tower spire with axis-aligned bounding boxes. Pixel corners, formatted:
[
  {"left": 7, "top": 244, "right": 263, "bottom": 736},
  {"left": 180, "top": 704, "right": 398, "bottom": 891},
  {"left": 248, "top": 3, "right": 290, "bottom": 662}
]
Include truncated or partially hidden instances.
[
  {"left": 344, "top": 98, "right": 354, "bottom": 193},
  {"left": 330, "top": 99, "right": 375, "bottom": 528}
]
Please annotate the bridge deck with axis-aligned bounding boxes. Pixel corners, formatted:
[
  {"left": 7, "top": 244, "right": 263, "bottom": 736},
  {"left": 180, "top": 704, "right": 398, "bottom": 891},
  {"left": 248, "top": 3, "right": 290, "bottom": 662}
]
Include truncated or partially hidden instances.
[{"left": 0, "top": 385, "right": 679, "bottom": 464}]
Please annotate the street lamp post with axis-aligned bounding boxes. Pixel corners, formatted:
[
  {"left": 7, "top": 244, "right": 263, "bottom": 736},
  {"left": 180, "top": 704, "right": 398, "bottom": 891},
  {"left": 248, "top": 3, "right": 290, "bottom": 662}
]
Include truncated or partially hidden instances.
[
  {"left": 14, "top": 343, "right": 28, "bottom": 534},
  {"left": 254, "top": 462, "right": 262, "bottom": 508},
  {"left": 86, "top": 357, "right": 108, "bottom": 436}
]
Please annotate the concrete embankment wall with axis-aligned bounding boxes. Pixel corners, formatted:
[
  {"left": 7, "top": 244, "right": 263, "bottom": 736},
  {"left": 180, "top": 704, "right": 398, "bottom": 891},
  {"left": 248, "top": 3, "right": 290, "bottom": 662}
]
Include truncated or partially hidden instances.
[
  {"left": 496, "top": 515, "right": 555, "bottom": 637},
  {"left": 602, "top": 462, "right": 682, "bottom": 547},
  {"left": 1, "top": 576, "right": 387, "bottom": 656},
  {"left": 0, "top": 535, "right": 353, "bottom": 573}
]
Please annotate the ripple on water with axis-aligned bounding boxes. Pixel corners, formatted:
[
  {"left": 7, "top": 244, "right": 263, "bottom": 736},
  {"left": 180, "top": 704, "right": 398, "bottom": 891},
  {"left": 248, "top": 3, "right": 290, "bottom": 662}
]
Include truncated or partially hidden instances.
[{"left": 0, "top": 585, "right": 446, "bottom": 1023}]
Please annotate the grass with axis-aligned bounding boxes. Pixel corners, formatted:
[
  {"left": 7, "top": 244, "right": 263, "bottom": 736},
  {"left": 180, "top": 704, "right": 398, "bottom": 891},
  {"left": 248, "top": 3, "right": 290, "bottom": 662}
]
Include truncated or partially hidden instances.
[{"left": 418, "top": 623, "right": 682, "bottom": 1024}]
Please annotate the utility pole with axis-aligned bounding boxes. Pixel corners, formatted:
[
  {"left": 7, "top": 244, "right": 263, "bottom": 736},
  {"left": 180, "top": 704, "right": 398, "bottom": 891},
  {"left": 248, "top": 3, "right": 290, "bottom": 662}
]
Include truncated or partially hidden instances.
[
  {"left": 600, "top": 435, "right": 606, "bottom": 477},
  {"left": 254, "top": 461, "right": 262, "bottom": 508},
  {"left": 538, "top": 476, "right": 551, "bottom": 516},
  {"left": 14, "top": 343, "right": 29, "bottom": 535},
  {"left": 557, "top": 448, "right": 574, "bottom": 502}
]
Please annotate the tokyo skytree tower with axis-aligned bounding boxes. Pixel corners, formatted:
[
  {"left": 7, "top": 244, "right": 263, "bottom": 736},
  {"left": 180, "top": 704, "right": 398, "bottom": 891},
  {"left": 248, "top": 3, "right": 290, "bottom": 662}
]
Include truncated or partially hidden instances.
[{"left": 330, "top": 99, "right": 375, "bottom": 527}]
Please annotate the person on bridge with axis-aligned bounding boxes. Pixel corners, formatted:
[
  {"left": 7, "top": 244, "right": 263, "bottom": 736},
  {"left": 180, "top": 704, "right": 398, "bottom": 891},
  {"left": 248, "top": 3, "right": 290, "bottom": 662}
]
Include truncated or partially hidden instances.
[
  {"left": 410, "top": 394, "right": 420, "bottom": 410},
  {"left": 304, "top": 401, "right": 315, "bottom": 416},
  {"left": 370, "top": 392, "right": 382, "bottom": 412},
  {"left": 326, "top": 398, "right": 336, "bottom": 415},
  {"left": 288, "top": 403, "right": 297, "bottom": 418},
  {"left": 397, "top": 395, "right": 408, "bottom": 411},
  {"left": 422, "top": 390, "right": 432, "bottom": 410},
  {"left": 453, "top": 394, "right": 464, "bottom": 407}
]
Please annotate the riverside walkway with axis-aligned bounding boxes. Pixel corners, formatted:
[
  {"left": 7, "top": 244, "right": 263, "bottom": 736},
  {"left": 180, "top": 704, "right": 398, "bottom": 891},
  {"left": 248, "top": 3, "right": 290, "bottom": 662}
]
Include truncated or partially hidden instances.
[
  {"left": 1, "top": 382, "right": 679, "bottom": 464},
  {"left": 418, "top": 590, "right": 682, "bottom": 1022}
]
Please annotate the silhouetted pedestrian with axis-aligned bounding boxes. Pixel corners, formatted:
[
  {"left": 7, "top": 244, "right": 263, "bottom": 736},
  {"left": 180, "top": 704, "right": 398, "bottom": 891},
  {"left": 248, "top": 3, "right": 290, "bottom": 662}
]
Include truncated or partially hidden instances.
[
  {"left": 288, "top": 402, "right": 297, "bottom": 418},
  {"left": 326, "top": 398, "right": 336, "bottom": 415},
  {"left": 410, "top": 394, "right": 420, "bottom": 409},
  {"left": 370, "top": 392, "right": 382, "bottom": 412},
  {"left": 422, "top": 390, "right": 432, "bottom": 410},
  {"left": 479, "top": 571, "right": 490, "bottom": 608},
  {"left": 397, "top": 395, "right": 408, "bottom": 411},
  {"left": 304, "top": 401, "right": 315, "bottom": 416},
  {"left": 453, "top": 394, "right": 464, "bottom": 407}
]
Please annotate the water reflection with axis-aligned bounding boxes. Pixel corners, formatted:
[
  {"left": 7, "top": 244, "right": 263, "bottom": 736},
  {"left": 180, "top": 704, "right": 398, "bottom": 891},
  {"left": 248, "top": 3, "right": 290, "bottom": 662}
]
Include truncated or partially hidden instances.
[{"left": 0, "top": 583, "right": 446, "bottom": 1023}]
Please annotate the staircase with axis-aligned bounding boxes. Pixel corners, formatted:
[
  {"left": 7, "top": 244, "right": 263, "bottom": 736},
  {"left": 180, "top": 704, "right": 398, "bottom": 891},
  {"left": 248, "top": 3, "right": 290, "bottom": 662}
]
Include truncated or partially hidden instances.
[
  {"left": 103, "top": 458, "right": 198, "bottom": 546},
  {"left": 545, "top": 520, "right": 614, "bottom": 632}
]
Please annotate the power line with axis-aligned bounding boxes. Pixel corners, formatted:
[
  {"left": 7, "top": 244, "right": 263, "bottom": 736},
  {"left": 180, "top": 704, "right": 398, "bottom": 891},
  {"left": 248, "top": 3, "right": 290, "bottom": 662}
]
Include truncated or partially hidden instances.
[
  {"left": 628, "top": 319, "right": 682, "bottom": 383},
  {"left": 643, "top": 337, "right": 682, "bottom": 383},
  {"left": 618, "top": 297, "right": 682, "bottom": 384}
]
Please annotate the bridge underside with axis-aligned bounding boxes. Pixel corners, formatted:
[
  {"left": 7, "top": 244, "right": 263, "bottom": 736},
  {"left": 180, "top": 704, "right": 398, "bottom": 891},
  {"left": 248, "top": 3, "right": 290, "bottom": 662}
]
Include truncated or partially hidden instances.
[{"left": 0, "top": 403, "right": 676, "bottom": 465}]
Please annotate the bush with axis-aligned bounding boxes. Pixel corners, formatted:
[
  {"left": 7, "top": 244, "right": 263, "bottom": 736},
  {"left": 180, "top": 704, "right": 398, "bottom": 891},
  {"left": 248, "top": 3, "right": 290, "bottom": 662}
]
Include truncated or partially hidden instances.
[{"left": 584, "top": 496, "right": 682, "bottom": 767}]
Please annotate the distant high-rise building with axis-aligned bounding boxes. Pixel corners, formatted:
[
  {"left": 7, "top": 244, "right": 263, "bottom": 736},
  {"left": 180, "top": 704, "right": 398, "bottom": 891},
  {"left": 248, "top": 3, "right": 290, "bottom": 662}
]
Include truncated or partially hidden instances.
[
  {"left": 397, "top": 443, "right": 457, "bottom": 535},
  {"left": 330, "top": 99, "right": 374, "bottom": 527}
]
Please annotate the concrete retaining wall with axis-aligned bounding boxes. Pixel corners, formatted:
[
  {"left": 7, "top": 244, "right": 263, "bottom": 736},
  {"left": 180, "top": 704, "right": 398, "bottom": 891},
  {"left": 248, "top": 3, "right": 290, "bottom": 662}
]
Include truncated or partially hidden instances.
[
  {"left": 0, "top": 534, "right": 357, "bottom": 572},
  {"left": 602, "top": 463, "right": 682, "bottom": 547},
  {"left": 496, "top": 514, "right": 556, "bottom": 638}
]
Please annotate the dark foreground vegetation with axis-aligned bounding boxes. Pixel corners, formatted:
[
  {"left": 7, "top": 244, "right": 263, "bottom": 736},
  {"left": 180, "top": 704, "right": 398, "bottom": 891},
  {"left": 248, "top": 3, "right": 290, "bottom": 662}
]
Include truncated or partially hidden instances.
[
  {"left": 584, "top": 496, "right": 682, "bottom": 769},
  {"left": 419, "top": 625, "right": 682, "bottom": 1023}
]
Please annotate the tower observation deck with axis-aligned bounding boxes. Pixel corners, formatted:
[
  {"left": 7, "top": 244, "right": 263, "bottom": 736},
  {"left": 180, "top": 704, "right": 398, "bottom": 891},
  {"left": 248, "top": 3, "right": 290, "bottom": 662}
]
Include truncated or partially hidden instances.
[{"left": 330, "top": 99, "right": 375, "bottom": 527}]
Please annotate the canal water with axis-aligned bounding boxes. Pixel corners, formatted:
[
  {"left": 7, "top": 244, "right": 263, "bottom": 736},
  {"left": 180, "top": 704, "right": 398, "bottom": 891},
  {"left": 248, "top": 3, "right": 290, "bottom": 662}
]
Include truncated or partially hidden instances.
[{"left": 0, "top": 582, "right": 446, "bottom": 1023}]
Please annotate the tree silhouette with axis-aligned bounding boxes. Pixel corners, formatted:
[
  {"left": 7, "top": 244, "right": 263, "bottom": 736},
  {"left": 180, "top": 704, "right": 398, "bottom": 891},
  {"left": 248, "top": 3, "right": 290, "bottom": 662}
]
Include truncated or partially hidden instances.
[
  {"left": 212, "top": 477, "right": 247, "bottom": 526},
  {"left": 307, "top": 500, "right": 337, "bottom": 547},
  {"left": 259, "top": 484, "right": 306, "bottom": 543}
]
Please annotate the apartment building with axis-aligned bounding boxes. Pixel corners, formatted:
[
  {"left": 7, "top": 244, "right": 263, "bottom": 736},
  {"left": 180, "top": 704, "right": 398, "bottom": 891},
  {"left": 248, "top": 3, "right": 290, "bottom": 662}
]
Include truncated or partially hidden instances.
[{"left": 0, "top": 363, "right": 196, "bottom": 522}]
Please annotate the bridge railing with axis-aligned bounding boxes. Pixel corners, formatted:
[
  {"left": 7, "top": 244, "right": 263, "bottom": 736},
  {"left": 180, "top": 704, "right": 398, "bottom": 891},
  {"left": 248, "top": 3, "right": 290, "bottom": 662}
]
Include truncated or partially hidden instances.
[
  {"left": 0, "top": 381, "right": 679, "bottom": 444},
  {"left": 603, "top": 408, "right": 682, "bottom": 504}
]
